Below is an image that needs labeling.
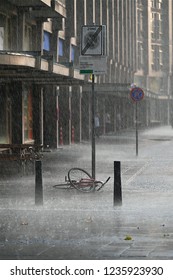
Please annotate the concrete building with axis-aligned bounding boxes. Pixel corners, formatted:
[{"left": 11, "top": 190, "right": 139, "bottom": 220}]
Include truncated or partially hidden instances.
[
  {"left": 0, "top": 0, "right": 137, "bottom": 148},
  {"left": 0, "top": 0, "right": 86, "bottom": 147},
  {"left": 135, "top": 0, "right": 173, "bottom": 126},
  {"left": 1, "top": 0, "right": 171, "bottom": 150}
]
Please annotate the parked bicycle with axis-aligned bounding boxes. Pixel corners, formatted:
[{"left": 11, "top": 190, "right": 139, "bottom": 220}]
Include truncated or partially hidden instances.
[{"left": 53, "top": 167, "right": 110, "bottom": 193}]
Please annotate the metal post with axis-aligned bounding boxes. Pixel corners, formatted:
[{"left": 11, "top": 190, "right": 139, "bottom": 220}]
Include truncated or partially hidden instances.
[
  {"left": 91, "top": 73, "right": 96, "bottom": 179},
  {"left": 113, "top": 161, "right": 122, "bottom": 206},
  {"left": 136, "top": 102, "right": 138, "bottom": 156},
  {"left": 35, "top": 160, "right": 43, "bottom": 205}
]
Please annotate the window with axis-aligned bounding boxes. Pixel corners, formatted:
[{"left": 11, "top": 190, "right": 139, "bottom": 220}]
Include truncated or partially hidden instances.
[
  {"left": 151, "top": 45, "right": 163, "bottom": 71},
  {"left": 7, "top": 17, "right": 12, "bottom": 50},
  {"left": 0, "top": 14, "right": 13, "bottom": 50},
  {"left": 137, "top": 42, "right": 144, "bottom": 69},
  {"left": 58, "top": 38, "right": 64, "bottom": 56},
  {"left": 0, "top": 14, "right": 5, "bottom": 50},
  {"left": 151, "top": 0, "right": 162, "bottom": 9},
  {"left": 70, "top": 45, "right": 75, "bottom": 62},
  {"left": 23, "top": 89, "right": 33, "bottom": 142},
  {"left": 138, "top": 0, "right": 143, "bottom": 5},
  {"left": 151, "top": 0, "right": 155, "bottom": 8},
  {"left": 151, "top": 12, "right": 162, "bottom": 41},
  {"left": 159, "top": 47, "right": 163, "bottom": 65},
  {"left": 0, "top": 93, "right": 7, "bottom": 143},
  {"left": 24, "top": 24, "right": 32, "bottom": 51},
  {"left": 158, "top": 0, "right": 162, "bottom": 9},
  {"left": 43, "top": 31, "right": 51, "bottom": 51},
  {"left": 0, "top": 27, "right": 4, "bottom": 50},
  {"left": 137, "top": 10, "right": 143, "bottom": 39}
]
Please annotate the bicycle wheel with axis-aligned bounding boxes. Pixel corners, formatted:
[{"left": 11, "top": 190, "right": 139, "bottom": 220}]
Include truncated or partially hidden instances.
[{"left": 68, "top": 168, "right": 95, "bottom": 192}]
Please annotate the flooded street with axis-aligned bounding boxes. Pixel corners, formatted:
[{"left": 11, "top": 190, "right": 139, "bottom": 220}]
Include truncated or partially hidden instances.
[{"left": 1, "top": 126, "right": 173, "bottom": 259}]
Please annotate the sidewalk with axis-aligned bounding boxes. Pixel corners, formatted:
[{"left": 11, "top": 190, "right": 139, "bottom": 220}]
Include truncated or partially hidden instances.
[{"left": 0, "top": 126, "right": 173, "bottom": 259}]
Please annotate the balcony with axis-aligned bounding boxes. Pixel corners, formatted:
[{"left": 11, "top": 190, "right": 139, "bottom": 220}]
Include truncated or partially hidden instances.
[
  {"left": 8, "top": 0, "right": 52, "bottom": 7},
  {"left": 0, "top": 50, "right": 85, "bottom": 85},
  {"left": 53, "top": 0, "right": 66, "bottom": 17},
  {"left": 8, "top": 0, "right": 66, "bottom": 18}
]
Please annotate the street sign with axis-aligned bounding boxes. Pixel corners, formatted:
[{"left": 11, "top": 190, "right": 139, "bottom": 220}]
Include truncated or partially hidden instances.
[
  {"left": 80, "top": 25, "right": 107, "bottom": 178},
  {"left": 130, "top": 87, "right": 144, "bottom": 156},
  {"left": 79, "top": 56, "right": 107, "bottom": 75},
  {"left": 81, "top": 25, "right": 106, "bottom": 56},
  {"left": 130, "top": 87, "right": 144, "bottom": 102}
]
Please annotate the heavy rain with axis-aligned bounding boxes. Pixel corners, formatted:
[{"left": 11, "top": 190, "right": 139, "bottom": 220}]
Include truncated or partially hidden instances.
[{"left": 0, "top": 0, "right": 173, "bottom": 262}]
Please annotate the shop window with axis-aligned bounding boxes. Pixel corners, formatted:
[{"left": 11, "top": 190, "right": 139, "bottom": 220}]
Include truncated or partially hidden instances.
[{"left": 23, "top": 89, "right": 33, "bottom": 142}]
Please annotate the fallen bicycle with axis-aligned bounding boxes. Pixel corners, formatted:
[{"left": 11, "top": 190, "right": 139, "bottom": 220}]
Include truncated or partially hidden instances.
[{"left": 52, "top": 167, "right": 110, "bottom": 192}]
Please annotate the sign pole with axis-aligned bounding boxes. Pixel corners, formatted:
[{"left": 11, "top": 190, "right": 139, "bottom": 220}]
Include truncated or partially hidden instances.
[
  {"left": 130, "top": 87, "right": 144, "bottom": 157},
  {"left": 91, "top": 73, "right": 96, "bottom": 179},
  {"left": 80, "top": 24, "right": 107, "bottom": 178},
  {"left": 136, "top": 102, "right": 138, "bottom": 156}
]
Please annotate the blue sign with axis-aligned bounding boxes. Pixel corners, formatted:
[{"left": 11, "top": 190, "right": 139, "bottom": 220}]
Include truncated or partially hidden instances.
[{"left": 130, "top": 87, "right": 144, "bottom": 102}]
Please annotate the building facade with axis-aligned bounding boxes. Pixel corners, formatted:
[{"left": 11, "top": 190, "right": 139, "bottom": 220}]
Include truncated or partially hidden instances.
[
  {"left": 135, "top": 0, "right": 173, "bottom": 125},
  {"left": 0, "top": 0, "right": 171, "bottom": 149}
]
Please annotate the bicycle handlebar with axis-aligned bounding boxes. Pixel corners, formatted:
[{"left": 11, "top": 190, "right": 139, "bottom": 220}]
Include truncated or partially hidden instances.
[{"left": 97, "top": 176, "right": 111, "bottom": 191}]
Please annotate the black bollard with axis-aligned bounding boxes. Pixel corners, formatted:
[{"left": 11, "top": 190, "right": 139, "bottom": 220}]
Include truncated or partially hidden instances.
[
  {"left": 113, "top": 161, "right": 122, "bottom": 206},
  {"left": 35, "top": 160, "right": 43, "bottom": 205}
]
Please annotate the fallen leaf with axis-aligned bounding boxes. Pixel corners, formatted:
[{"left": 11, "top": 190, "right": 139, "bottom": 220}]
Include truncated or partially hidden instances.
[{"left": 124, "top": 235, "right": 132, "bottom": 240}]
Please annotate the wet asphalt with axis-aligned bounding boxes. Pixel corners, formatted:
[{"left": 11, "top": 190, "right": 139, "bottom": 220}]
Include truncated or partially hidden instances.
[{"left": 1, "top": 126, "right": 173, "bottom": 259}]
